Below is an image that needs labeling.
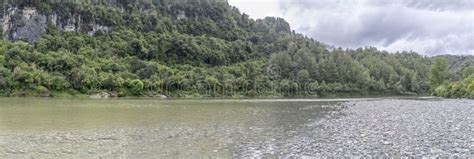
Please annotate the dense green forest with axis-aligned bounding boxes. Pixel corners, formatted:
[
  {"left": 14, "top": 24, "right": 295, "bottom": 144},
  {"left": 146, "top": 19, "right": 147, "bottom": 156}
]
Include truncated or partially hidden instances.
[
  {"left": 0, "top": 0, "right": 472, "bottom": 98},
  {"left": 431, "top": 57, "right": 474, "bottom": 98}
]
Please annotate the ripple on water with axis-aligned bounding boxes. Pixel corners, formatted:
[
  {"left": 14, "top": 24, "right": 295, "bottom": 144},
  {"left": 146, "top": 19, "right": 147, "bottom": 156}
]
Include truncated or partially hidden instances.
[{"left": 1, "top": 98, "right": 473, "bottom": 158}]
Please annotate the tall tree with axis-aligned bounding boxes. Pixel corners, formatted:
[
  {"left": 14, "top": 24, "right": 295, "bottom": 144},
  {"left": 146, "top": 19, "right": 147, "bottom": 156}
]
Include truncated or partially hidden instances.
[{"left": 429, "top": 58, "right": 449, "bottom": 88}]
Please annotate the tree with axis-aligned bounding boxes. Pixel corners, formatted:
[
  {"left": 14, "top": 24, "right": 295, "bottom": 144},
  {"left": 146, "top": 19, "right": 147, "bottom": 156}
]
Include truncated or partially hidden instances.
[
  {"left": 463, "top": 66, "right": 474, "bottom": 78},
  {"left": 465, "top": 75, "right": 474, "bottom": 98},
  {"left": 429, "top": 58, "right": 449, "bottom": 88},
  {"left": 296, "top": 69, "right": 310, "bottom": 85},
  {"left": 0, "top": 0, "right": 458, "bottom": 98}
]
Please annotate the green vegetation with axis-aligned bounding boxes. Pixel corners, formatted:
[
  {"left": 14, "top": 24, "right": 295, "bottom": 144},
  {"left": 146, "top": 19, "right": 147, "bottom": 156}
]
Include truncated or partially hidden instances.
[
  {"left": 428, "top": 56, "right": 474, "bottom": 99},
  {"left": 429, "top": 58, "right": 449, "bottom": 88},
  {"left": 0, "top": 1, "right": 471, "bottom": 98},
  {"left": 432, "top": 64, "right": 474, "bottom": 98}
]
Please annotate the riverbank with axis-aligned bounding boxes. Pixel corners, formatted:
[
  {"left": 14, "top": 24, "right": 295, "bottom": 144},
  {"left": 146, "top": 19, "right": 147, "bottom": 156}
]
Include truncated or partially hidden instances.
[
  {"left": 294, "top": 99, "right": 474, "bottom": 157},
  {"left": 1, "top": 89, "right": 424, "bottom": 99}
]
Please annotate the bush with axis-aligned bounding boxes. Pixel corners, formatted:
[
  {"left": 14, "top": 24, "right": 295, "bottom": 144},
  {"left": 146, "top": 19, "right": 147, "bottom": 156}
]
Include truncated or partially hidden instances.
[
  {"left": 448, "top": 82, "right": 465, "bottom": 98},
  {"left": 35, "top": 86, "right": 50, "bottom": 97},
  {"left": 129, "top": 79, "right": 144, "bottom": 95},
  {"left": 434, "top": 84, "right": 448, "bottom": 97}
]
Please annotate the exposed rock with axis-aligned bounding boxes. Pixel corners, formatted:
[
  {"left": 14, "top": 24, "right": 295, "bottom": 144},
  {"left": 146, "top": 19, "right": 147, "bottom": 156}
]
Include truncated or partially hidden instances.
[
  {"left": 90, "top": 92, "right": 120, "bottom": 99},
  {"left": 177, "top": 10, "right": 186, "bottom": 20},
  {"left": 63, "top": 24, "right": 75, "bottom": 32},
  {"left": 109, "top": 92, "right": 119, "bottom": 98},
  {"left": 152, "top": 93, "right": 168, "bottom": 99},
  {"left": 2, "top": 7, "right": 47, "bottom": 43},
  {"left": 90, "top": 92, "right": 111, "bottom": 99},
  {"left": 87, "top": 24, "right": 110, "bottom": 36},
  {"left": 1, "top": 7, "right": 111, "bottom": 43},
  {"left": 1, "top": 0, "right": 229, "bottom": 42}
]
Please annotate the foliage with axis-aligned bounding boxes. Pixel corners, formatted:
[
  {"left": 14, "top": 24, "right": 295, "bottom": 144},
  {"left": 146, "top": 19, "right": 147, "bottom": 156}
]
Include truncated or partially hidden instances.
[
  {"left": 0, "top": 0, "right": 471, "bottom": 97},
  {"left": 429, "top": 58, "right": 449, "bottom": 89},
  {"left": 432, "top": 68, "right": 474, "bottom": 99},
  {"left": 129, "top": 79, "right": 144, "bottom": 95},
  {"left": 463, "top": 66, "right": 474, "bottom": 78}
]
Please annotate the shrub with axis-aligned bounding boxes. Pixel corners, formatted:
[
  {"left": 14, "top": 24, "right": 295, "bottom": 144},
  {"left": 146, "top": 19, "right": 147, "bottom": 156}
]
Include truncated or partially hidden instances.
[
  {"left": 129, "top": 79, "right": 144, "bottom": 95},
  {"left": 434, "top": 84, "right": 448, "bottom": 97}
]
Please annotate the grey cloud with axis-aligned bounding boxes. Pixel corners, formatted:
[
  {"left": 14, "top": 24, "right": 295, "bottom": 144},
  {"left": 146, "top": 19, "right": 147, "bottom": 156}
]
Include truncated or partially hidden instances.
[
  {"left": 403, "top": 0, "right": 474, "bottom": 11},
  {"left": 281, "top": 0, "right": 474, "bottom": 11},
  {"left": 278, "top": 0, "right": 474, "bottom": 55}
]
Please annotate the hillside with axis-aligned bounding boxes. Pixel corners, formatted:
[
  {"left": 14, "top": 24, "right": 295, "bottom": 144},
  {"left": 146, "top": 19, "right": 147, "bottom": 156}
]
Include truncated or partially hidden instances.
[
  {"left": 0, "top": 0, "right": 470, "bottom": 97},
  {"left": 435, "top": 55, "right": 474, "bottom": 80}
]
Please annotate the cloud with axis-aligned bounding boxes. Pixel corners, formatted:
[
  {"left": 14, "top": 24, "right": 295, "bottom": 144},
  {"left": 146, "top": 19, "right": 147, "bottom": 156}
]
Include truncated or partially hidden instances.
[
  {"left": 278, "top": 0, "right": 474, "bottom": 55},
  {"left": 228, "top": 0, "right": 282, "bottom": 19},
  {"left": 402, "top": 0, "right": 474, "bottom": 11}
]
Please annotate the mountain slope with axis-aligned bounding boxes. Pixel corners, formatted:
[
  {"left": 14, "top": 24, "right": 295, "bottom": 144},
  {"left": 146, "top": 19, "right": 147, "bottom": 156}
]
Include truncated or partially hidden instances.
[{"left": 0, "top": 0, "right": 465, "bottom": 97}]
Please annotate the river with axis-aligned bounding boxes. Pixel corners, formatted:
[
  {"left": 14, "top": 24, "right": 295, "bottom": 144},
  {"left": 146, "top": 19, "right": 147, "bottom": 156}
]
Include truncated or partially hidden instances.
[{"left": 0, "top": 97, "right": 472, "bottom": 157}]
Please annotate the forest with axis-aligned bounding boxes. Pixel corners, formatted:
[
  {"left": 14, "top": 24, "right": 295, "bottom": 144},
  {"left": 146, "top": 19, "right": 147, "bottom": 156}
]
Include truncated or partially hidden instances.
[{"left": 0, "top": 0, "right": 472, "bottom": 98}]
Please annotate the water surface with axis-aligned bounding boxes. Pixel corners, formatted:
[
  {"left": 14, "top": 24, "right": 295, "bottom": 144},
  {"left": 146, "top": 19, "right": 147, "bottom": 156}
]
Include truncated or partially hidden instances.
[
  {"left": 1, "top": 98, "right": 472, "bottom": 157},
  {"left": 0, "top": 98, "right": 342, "bottom": 132}
]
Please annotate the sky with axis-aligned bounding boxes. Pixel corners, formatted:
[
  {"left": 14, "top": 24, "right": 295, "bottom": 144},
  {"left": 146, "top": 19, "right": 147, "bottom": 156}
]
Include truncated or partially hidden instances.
[{"left": 228, "top": 0, "right": 474, "bottom": 56}]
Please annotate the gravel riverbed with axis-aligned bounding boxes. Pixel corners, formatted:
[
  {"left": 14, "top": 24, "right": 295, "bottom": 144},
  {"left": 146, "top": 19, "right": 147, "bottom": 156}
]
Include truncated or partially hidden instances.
[
  {"left": 0, "top": 99, "right": 473, "bottom": 158},
  {"left": 286, "top": 99, "right": 474, "bottom": 157}
]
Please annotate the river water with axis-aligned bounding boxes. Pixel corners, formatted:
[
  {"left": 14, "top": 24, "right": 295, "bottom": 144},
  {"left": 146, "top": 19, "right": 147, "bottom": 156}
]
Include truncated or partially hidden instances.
[{"left": 0, "top": 98, "right": 472, "bottom": 157}]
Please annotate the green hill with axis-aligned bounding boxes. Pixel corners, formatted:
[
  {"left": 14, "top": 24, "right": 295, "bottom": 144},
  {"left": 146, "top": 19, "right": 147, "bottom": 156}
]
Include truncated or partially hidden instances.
[{"left": 0, "top": 0, "right": 470, "bottom": 97}]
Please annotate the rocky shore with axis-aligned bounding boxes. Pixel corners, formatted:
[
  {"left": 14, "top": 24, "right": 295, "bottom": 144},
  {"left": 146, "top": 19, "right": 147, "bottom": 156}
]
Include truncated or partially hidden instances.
[{"left": 284, "top": 99, "right": 474, "bottom": 157}]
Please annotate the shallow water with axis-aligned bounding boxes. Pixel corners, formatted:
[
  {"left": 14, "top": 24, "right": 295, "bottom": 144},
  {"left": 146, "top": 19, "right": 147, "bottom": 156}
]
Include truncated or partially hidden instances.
[
  {"left": 0, "top": 98, "right": 343, "bottom": 132},
  {"left": 0, "top": 98, "right": 472, "bottom": 157}
]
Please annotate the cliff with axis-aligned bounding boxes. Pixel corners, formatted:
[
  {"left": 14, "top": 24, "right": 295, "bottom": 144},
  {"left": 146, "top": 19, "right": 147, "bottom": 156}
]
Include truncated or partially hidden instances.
[{"left": 0, "top": 0, "right": 230, "bottom": 43}]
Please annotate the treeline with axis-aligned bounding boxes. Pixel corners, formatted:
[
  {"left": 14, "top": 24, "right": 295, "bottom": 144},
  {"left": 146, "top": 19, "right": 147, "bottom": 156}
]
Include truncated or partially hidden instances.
[
  {"left": 431, "top": 57, "right": 474, "bottom": 98},
  {"left": 0, "top": 0, "right": 470, "bottom": 97}
]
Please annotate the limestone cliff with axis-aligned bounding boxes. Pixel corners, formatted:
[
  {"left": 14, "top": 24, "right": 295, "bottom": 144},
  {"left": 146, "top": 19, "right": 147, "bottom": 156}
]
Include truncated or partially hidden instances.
[
  {"left": 0, "top": 0, "right": 228, "bottom": 43},
  {"left": 1, "top": 4, "right": 112, "bottom": 43}
]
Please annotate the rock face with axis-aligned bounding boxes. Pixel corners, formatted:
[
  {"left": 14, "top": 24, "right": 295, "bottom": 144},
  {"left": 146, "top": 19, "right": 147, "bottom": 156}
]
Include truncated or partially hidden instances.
[
  {"left": 1, "top": 7, "right": 111, "bottom": 43},
  {"left": 2, "top": 7, "right": 47, "bottom": 43},
  {"left": 0, "top": 0, "right": 229, "bottom": 43},
  {"left": 0, "top": 1, "right": 116, "bottom": 43}
]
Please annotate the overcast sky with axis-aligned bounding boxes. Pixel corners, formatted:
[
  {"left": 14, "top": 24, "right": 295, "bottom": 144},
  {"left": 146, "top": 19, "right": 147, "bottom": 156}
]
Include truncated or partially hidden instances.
[{"left": 228, "top": 0, "right": 474, "bottom": 56}]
